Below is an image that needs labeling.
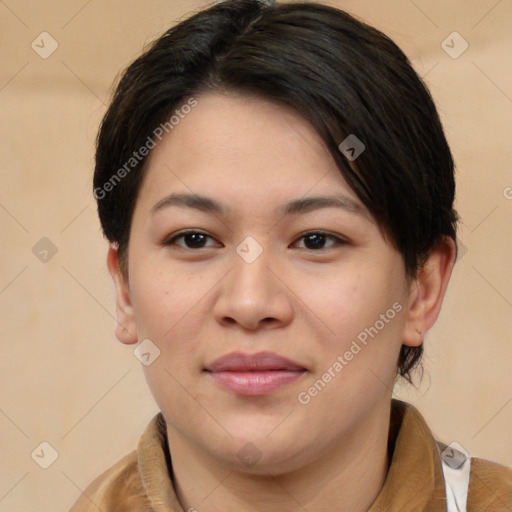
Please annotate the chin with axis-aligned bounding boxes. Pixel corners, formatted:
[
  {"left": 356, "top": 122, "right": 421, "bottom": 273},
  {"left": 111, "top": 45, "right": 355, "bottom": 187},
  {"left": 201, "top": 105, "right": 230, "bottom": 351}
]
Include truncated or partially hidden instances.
[{"left": 205, "top": 423, "right": 313, "bottom": 475}]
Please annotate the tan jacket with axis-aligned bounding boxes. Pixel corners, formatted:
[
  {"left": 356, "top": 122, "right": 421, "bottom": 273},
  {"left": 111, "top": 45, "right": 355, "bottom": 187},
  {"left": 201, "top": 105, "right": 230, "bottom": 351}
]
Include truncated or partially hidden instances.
[{"left": 70, "top": 400, "right": 512, "bottom": 511}]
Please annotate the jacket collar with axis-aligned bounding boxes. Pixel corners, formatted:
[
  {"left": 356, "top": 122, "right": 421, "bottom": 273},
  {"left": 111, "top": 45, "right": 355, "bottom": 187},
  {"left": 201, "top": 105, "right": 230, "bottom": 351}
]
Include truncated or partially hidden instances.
[{"left": 368, "top": 399, "right": 447, "bottom": 511}]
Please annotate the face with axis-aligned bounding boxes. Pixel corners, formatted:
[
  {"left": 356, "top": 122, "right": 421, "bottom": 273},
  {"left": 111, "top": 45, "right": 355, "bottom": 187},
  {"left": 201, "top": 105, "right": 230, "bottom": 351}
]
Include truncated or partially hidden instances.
[{"left": 113, "top": 92, "right": 422, "bottom": 474}]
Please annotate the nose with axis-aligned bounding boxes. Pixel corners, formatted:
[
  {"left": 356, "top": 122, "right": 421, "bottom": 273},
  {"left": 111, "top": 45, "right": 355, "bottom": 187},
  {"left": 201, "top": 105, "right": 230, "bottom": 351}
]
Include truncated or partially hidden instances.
[{"left": 213, "top": 245, "right": 294, "bottom": 332}]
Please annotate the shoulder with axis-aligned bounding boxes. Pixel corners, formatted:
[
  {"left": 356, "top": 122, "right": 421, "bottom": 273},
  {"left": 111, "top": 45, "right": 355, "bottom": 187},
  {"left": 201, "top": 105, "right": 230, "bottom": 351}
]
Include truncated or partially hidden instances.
[
  {"left": 69, "top": 449, "right": 153, "bottom": 512},
  {"left": 468, "top": 456, "right": 512, "bottom": 511}
]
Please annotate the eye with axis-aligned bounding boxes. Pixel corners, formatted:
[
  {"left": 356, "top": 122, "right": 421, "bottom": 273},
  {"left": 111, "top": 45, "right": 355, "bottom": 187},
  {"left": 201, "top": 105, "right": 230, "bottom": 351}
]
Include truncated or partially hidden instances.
[
  {"left": 292, "top": 231, "right": 346, "bottom": 250},
  {"left": 164, "top": 230, "right": 221, "bottom": 250}
]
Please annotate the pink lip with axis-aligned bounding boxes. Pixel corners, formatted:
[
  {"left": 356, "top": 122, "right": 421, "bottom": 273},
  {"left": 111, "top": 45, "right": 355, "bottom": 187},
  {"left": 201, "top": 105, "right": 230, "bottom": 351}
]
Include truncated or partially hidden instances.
[{"left": 204, "top": 351, "right": 307, "bottom": 396}]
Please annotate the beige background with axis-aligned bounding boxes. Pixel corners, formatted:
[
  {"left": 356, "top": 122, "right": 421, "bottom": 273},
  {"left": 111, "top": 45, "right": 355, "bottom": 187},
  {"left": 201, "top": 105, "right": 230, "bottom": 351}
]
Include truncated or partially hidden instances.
[{"left": 0, "top": 0, "right": 511, "bottom": 509}]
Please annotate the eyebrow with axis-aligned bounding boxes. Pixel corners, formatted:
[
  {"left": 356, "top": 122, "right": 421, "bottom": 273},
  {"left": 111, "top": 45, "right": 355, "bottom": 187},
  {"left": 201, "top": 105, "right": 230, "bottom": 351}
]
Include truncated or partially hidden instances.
[
  {"left": 151, "top": 193, "right": 224, "bottom": 215},
  {"left": 280, "top": 195, "right": 364, "bottom": 216},
  {"left": 151, "top": 192, "right": 366, "bottom": 218}
]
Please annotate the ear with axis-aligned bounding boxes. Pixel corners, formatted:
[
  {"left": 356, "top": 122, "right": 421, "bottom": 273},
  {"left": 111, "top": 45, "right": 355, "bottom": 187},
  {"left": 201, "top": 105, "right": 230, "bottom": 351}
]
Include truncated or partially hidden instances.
[
  {"left": 107, "top": 245, "right": 138, "bottom": 345},
  {"left": 402, "top": 236, "right": 457, "bottom": 347}
]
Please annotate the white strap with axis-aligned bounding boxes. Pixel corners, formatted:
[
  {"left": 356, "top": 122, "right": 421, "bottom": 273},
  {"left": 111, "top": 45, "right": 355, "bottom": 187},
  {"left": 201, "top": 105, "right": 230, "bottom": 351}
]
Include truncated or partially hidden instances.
[{"left": 440, "top": 443, "right": 472, "bottom": 512}]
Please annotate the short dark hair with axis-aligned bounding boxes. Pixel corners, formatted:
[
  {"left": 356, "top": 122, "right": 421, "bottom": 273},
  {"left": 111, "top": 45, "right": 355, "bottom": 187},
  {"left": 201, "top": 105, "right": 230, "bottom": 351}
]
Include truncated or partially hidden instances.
[{"left": 94, "top": 0, "right": 458, "bottom": 381}]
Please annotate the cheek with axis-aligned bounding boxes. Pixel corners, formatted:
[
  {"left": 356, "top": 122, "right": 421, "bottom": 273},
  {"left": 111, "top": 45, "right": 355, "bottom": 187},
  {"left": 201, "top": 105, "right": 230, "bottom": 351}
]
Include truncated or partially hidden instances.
[
  {"left": 130, "top": 259, "right": 210, "bottom": 342},
  {"left": 293, "top": 271, "right": 405, "bottom": 424},
  {"left": 292, "top": 261, "right": 402, "bottom": 342},
  {"left": 131, "top": 263, "right": 213, "bottom": 413},
  {"left": 290, "top": 258, "right": 406, "bottom": 395}
]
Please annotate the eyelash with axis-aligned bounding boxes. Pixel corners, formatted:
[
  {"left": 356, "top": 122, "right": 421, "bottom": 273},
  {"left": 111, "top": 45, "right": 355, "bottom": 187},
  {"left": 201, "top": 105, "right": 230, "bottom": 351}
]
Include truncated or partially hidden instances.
[{"left": 163, "top": 230, "right": 347, "bottom": 251}]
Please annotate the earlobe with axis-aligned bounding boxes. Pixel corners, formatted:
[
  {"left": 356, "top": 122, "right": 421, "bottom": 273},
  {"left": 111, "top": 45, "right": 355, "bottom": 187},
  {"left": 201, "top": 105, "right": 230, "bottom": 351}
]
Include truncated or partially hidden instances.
[
  {"left": 402, "top": 237, "right": 457, "bottom": 347},
  {"left": 106, "top": 245, "right": 138, "bottom": 345}
]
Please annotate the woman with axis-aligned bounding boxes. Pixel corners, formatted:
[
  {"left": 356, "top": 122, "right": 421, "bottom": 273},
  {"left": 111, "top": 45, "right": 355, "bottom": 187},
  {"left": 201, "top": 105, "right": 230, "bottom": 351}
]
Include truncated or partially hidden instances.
[{"left": 72, "top": 1, "right": 512, "bottom": 510}]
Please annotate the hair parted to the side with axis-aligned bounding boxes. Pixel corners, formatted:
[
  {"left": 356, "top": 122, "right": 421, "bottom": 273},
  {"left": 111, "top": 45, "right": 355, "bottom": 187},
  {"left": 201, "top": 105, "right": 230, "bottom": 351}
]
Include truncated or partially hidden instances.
[{"left": 93, "top": 0, "right": 458, "bottom": 382}]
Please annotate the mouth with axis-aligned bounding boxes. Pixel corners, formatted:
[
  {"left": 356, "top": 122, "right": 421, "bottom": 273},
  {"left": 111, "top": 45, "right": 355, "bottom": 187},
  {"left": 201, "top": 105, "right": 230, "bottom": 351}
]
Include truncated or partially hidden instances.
[{"left": 204, "top": 351, "right": 307, "bottom": 396}]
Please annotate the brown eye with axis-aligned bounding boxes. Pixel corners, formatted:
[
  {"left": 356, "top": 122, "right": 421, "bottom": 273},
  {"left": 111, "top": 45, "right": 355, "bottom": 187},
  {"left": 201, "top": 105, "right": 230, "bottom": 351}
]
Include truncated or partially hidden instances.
[
  {"left": 294, "top": 232, "right": 345, "bottom": 250},
  {"left": 182, "top": 232, "right": 208, "bottom": 248},
  {"left": 165, "top": 231, "right": 219, "bottom": 249}
]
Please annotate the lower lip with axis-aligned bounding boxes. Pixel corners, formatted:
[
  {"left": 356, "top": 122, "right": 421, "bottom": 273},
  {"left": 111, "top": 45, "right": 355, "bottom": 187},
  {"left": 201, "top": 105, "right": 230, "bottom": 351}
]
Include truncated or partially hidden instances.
[{"left": 208, "top": 370, "right": 305, "bottom": 396}]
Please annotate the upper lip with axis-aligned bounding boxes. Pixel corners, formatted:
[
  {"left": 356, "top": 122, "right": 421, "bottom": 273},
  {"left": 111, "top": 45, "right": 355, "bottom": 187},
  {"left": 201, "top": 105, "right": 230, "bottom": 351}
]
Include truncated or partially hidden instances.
[{"left": 205, "top": 351, "right": 306, "bottom": 372}]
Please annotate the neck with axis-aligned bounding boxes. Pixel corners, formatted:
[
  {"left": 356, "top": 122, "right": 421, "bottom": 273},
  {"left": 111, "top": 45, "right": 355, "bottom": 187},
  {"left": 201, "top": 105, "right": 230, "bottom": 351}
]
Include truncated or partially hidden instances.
[{"left": 167, "top": 403, "right": 392, "bottom": 512}]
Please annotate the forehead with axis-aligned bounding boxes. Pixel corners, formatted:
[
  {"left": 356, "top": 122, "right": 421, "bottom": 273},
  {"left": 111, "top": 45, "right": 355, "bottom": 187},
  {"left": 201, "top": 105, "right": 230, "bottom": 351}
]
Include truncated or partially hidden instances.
[{"left": 138, "top": 92, "right": 361, "bottom": 210}]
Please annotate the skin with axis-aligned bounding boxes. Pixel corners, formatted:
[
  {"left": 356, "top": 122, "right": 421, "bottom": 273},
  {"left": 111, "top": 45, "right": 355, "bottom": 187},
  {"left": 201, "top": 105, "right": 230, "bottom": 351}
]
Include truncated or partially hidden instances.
[{"left": 108, "top": 91, "right": 456, "bottom": 512}]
